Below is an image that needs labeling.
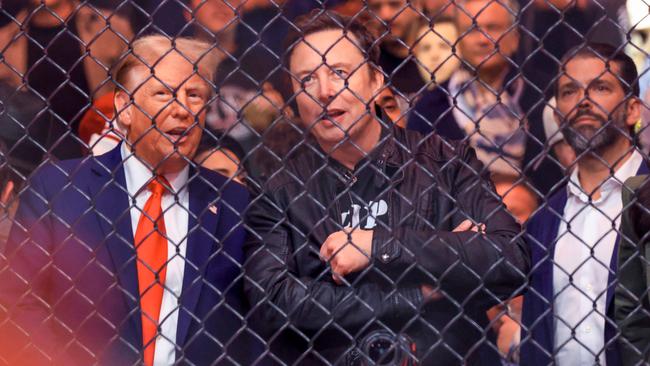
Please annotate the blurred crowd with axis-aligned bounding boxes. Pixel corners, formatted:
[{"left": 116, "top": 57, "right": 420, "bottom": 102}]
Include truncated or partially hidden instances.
[
  {"left": 0, "top": 0, "right": 649, "bottom": 364},
  {"left": 2, "top": 1, "right": 647, "bottom": 181}
]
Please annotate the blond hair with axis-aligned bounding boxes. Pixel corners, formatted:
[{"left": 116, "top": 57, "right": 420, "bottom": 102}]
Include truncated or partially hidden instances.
[{"left": 113, "top": 35, "right": 219, "bottom": 93}]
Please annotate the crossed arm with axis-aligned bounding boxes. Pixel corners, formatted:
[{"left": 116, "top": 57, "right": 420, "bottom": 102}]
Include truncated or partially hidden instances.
[{"left": 244, "top": 161, "right": 529, "bottom": 335}]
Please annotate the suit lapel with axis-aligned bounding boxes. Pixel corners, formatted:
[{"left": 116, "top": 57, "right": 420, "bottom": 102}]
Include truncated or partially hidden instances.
[
  {"left": 541, "top": 190, "right": 568, "bottom": 349},
  {"left": 638, "top": 169, "right": 650, "bottom": 306},
  {"left": 87, "top": 145, "right": 142, "bottom": 346},
  {"left": 176, "top": 169, "right": 221, "bottom": 348},
  {"left": 546, "top": 191, "right": 568, "bottom": 301},
  {"left": 599, "top": 163, "right": 649, "bottom": 364},
  {"left": 605, "top": 160, "right": 650, "bottom": 312}
]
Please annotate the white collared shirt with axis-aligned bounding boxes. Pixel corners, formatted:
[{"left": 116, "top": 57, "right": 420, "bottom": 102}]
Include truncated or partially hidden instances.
[
  {"left": 121, "top": 144, "right": 189, "bottom": 366},
  {"left": 553, "top": 150, "right": 643, "bottom": 366}
]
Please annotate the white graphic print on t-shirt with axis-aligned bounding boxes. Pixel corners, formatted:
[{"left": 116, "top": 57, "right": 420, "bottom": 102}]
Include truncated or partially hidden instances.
[{"left": 340, "top": 200, "right": 388, "bottom": 229}]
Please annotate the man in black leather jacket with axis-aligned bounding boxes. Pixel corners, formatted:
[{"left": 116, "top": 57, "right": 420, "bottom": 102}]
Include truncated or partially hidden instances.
[{"left": 244, "top": 10, "right": 530, "bottom": 366}]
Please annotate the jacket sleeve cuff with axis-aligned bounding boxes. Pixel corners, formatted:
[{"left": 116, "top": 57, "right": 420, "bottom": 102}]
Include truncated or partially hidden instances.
[
  {"left": 371, "top": 225, "right": 420, "bottom": 278},
  {"left": 372, "top": 225, "right": 400, "bottom": 265}
]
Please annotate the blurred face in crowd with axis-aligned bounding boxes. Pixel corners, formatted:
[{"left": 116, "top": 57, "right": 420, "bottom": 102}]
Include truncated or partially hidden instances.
[
  {"left": 33, "top": 0, "right": 71, "bottom": 7},
  {"left": 456, "top": 0, "right": 519, "bottom": 74},
  {"left": 422, "top": 0, "right": 453, "bottom": 14},
  {"left": 376, "top": 87, "right": 406, "bottom": 126},
  {"left": 414, "top": 21, "right": 460, "bottom": 83},
  {"left": 31, "top": 0, "right": 75, "bottom": 20},
  {"left": 495, "top": 181, "right": 538, "bottom": 224},
  {"left": 368, "top": 0, "right": 421, "bottom": 41},
  {"left": 290, "top": 30, "right": 383, "bottom": 150},
  {"left": 195, "top": 148, "right": 245, "bottom": 184},
  {"left": 555, "top": 56, "right": 640, "bottom": 155},
  {"left": 189, "top": 0, "right": 244, "bottom": 34},
  {"left": 116, "top": 52, "right": 211, "bottom": 173}
]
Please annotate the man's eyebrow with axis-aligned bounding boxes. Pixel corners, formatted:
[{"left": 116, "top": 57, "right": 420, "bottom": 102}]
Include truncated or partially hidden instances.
[
  {"left": 144, "top": 81, "right": 173, "bottom": 94},
  {"left": 292, "top": 67, "right": 315, "bottom": 77},
  {"left": 589, "top": 78, "right": 615, "bottom": 85},
  {"left": 185, "top": 82, "right": 210, "bottom": 91},
  {"left": 558, "top": 79, "right": 579, "bottom": 89},
  {"left": 292, "top": 59, "right": 361, "bottom": 77},
  {"left": 379, "top": 95, "right": 396, "bottom": 103},
  {"left": 327, "top": 61, "right": 356, "bottom": 69}
]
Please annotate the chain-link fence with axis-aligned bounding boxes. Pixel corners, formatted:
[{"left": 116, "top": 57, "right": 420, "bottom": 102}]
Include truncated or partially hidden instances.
[{"left": 0, "top": 0, "right": 649, "bottom": 365}]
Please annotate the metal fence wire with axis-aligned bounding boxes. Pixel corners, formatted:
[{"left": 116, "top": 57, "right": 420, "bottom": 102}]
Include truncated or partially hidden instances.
[{"left": 0, "top": 0, "right": 649, "bottom": 365}]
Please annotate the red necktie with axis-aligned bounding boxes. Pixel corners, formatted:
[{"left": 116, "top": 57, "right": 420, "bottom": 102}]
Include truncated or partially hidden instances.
[{"left": 134, "top": 176, "right": 169, "bottom": 366}]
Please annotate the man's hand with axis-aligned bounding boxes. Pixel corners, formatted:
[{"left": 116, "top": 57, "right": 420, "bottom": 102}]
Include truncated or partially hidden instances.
[
  {"left": 453, "top": 219, "right": 486, "bottom": 233},
  {"left": 421, "top": 284, "right": 443, "bottom": 303},
  {"left": 320, "top": 229, "right": 373, "bottom": 284}
]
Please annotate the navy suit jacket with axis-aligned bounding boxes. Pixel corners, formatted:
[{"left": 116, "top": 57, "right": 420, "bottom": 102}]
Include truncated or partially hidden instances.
[
  {"left": 0, "top": 146, "right": 257, "bottom": 365},
  {"left": 521, "top": 161, "right": 650, "bottom": 366}
]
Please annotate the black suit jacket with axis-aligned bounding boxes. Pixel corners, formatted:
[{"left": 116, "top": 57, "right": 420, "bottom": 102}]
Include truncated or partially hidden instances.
[{"left": 616, "top": 174, "right": 650, "bottom": 365}]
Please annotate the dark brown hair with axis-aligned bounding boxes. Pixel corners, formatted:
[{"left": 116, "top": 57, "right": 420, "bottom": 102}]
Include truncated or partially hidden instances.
[
  {"left": 282, "top": 9, "right": 381, "bottom": 76},
  {"left": 556, "top": 43, "right": 640, "bottom": 98}
]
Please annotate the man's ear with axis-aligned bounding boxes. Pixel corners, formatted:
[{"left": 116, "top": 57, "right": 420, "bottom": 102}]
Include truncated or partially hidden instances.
[
  {"left": 114, "top": 90, "right": 133, "bottom": 131},
  {"left": 625, "top": 97, "right": 642, "bottom": 128}
]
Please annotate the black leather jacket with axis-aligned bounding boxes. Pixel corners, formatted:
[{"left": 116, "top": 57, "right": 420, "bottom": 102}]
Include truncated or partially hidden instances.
[{"left": 244, "top": 126, "right": 530, "bottom": 365}]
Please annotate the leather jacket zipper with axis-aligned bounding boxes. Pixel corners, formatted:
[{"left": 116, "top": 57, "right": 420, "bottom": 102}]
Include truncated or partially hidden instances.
[
  {"left": 344, "top": 169, "right": 357, "bottom": 185},
  {"left": 387, "top": 168, "right": 405, "bottom": 229},
  {"left": 344, "top": 169, "right": 356, "bottom": 228},
  {"left": 333, "top": 169, "right": 356, "bottom": 228}
]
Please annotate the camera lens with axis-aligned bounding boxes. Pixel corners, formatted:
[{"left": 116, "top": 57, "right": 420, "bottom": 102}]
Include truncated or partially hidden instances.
[
  {"left": 367, "top": 337, "right": 397, "bottom": 365},
  {"left": 358, "top": 330, "right": 414, "bottom": 366}
]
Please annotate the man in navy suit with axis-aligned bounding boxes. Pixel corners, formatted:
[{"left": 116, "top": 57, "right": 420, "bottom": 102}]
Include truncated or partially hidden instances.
[
  {"left": 0, "top": 35, "right": 255, "bottom": 365},
  {"left": 521, "top": 43, "right": 649, "bottom": 366}
]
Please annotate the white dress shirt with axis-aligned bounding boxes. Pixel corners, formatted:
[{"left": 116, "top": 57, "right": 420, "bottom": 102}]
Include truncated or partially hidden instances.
[
  {"left": 553, "top": 150, "right": 643, "bottom": 366},
  {"left": 121, "top": 144, "right": 189, "bottom": 366}
]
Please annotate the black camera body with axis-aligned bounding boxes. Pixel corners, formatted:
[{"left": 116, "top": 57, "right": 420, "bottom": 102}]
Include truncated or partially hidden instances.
[{"left": 346, "top": 329, "right": 418, "bottom": 366}]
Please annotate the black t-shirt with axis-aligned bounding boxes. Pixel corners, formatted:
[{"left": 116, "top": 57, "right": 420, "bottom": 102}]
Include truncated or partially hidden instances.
[{"left": 338, "top": 160, "right": 390, "bottom": 230}]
